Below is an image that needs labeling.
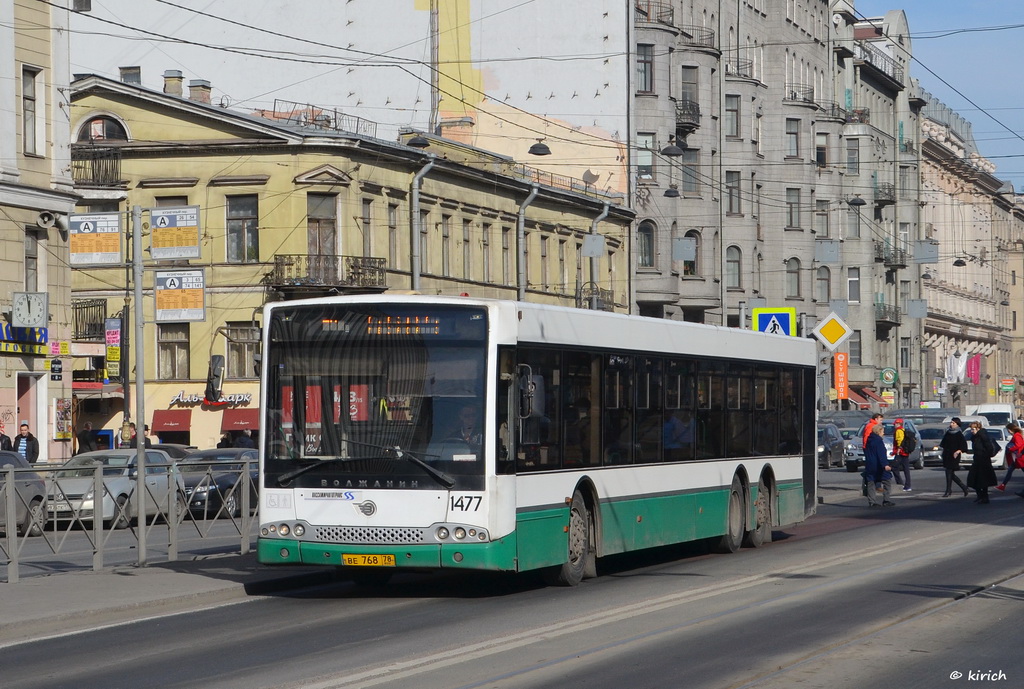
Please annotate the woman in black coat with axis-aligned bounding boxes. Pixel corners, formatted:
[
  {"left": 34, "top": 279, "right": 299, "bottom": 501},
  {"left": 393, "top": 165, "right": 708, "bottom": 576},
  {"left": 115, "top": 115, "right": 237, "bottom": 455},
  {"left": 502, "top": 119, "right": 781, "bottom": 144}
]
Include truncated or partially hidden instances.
[
  {"left": 939, "top": 417, "right": 969, "bottom": 497},
  {"left": 966, "top": 421, "right": 998, "bottom": 504}
]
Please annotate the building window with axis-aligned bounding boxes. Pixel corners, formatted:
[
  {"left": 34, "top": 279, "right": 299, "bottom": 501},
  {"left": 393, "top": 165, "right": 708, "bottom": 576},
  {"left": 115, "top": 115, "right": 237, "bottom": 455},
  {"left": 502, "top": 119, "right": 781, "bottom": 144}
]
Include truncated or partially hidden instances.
[
  {"left": 680, "top": 149, "right": 699, "bottom": 193},
  {"left": 847, "top": 267, "right": 861, "bottom": 303},
  {"left": 24, "top": 230, "right": 41, "bottom": 292},
  {"left": 849, "top": 330, "right": 862, "bottom": 365},
  {"left": 815, "top": 200, "right": 829, "bottom": 236},
  {"left": 558, "top": 240, "right": 567, "bottom": 291},
  {"left": 420, "top": 209, "right": 430, "bottom": 270},
  {"left": 846, "top": 138, "right": 860, "bottom": 174},
  {"left": 786, "top": 188, "right": 801, "bottom": 227},
  {"left": 815, "top": 132, "right": 828, "bottom": 167},
  {"left": 539, "top": 234, "right": 549, "bottom": 288},
  {"left": 77, "top": 116, "right": 128, "bottom": 142},
  {"left": 388, "top": 203, "right": 399, "bottom": 269},
  {"left": 725, "top": 95, "right": 740, "bottom": 137},
  {"left": 785, "top": 258, "right": 801, "bottom": 297},
  {"left": 680, "top": 66, "right": 698, "bottom": 104},
  {"left": 361, "top": 199, "right": 372, "bottom": 256},
  {"left": 899, "top": 166, "right": 912, "bottom": 198},
  {"left": 638, "top": 221, "right": 655, "bottom": 268},
  {"left": 502, "top": 226, "right": 511, "bottom": 284},
  {"left": 157, "top": 323, "right": 190, "bottom": 380},
  {"left": 482, "top": 223, "right": 491, "bottom": 283},
  {"left": 726, "top": 246, "right": 742, "bottom": 288},
  {"left": 847, "top": 208, "right": 861, "bottom": 239},
  {"left": 441, "top": 214, "right": 451, "bottom": 277},
  {"left": 754, "top": 113, "right": 763, "bottom": 155},
  {"left": 307, "top": 193, "right": 336, "bottom": 256},
  {"left": 726, "top": 171, "right": 742, "bottom": 214},
  {"left": 816, "top": 266, "right": 831, "bottom": 303},
  {"left": 225, "top": 322, "right": 259, "bottom": 379},
  {"left": 22, "top": 67, "right": 41, "bottom": 155},
  {"left": 900, "top": 336, "right": 911, "bottom": 369},
  {"left": 785, "top": 118, "right": 800, "bottom": 157},
  {"left": 227, "top": 195, "right": 259, "bottom": 263},
  {"left": 683, "top": 230, "right": 700, "bottom": 276},
  {"left": 637, "top": 44, "right": 655, "bottom": 93},
  {"left": 463, "top": 219, "right": 473, "bottom": 279},
  {"left": 637, "top": 133, "right": 655, "bottom": 180}
]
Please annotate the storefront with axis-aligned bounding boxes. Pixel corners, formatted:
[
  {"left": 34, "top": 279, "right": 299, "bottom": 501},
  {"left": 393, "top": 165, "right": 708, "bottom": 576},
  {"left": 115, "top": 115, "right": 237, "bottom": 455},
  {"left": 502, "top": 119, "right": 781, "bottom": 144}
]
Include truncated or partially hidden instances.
[{"left": 143, "top": 383, "right": 259, "bottom": 450}]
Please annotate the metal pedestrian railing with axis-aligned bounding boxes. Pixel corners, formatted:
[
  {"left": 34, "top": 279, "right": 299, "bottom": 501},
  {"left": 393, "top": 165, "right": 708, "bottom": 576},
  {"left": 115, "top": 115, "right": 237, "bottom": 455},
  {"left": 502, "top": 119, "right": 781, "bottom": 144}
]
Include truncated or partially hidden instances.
[{"left": 1, "top": 461, "right": 258, "bottom": 583}]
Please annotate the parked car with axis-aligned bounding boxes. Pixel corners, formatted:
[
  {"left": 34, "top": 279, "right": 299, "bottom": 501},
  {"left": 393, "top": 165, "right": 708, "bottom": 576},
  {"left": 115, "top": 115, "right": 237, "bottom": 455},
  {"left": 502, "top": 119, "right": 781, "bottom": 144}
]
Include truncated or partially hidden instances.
[
  {"left": 962, "top": 426, "right": 1011, "bottom": 468},
  {"left": 817, "top": 423, "right": 846, "bottom": 469},
  {"left": 0, "top": 451, "right": 46, "bottom": 537},
  {"left": 917, "top": 423, "right": 948, "bottom": 466},
  {"left": 845, "top": 418, "right": 923, "bottom": 472},
  {"left": 154, "top": 443, "right": 198, "bottom": 459},
  {"left": 179, "top": 448, "right": 258, "bottom": 518},
  {"left": 47, "top": 449, "right": 185, "bottom": 529}
]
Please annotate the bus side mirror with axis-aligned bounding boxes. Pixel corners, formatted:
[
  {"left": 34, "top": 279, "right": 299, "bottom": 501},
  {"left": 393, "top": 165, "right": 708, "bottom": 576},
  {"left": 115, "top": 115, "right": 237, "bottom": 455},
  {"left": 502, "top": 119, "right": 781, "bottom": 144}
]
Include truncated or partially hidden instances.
[
  {"left": 517, "top": 364, "right": 535, "bottom": 419},
  {"left": 205, "top": 354, "right": 226, "bottom": 405}
]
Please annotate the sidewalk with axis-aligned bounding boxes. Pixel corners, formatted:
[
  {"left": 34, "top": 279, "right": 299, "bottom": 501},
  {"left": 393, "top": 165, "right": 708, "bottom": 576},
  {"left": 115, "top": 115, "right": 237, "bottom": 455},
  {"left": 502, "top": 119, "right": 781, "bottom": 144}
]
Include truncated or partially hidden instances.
[{"left": 0, "top": 552, "right": 334, "bottom": 647}]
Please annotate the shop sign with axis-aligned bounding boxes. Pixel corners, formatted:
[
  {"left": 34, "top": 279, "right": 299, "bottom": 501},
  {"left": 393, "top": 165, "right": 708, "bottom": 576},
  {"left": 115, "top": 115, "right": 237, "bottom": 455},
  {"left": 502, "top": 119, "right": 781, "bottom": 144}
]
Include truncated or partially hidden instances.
[{"left": 169, "top": 389, "right": 253, "bottom": 407}]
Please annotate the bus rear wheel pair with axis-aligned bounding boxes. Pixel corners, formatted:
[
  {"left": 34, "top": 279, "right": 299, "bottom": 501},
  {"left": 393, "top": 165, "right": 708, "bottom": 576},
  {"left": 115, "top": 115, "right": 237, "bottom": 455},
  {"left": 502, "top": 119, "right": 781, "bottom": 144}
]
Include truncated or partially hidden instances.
[{"left": 713, "top": 475, "right": 773, "bottom": 553}]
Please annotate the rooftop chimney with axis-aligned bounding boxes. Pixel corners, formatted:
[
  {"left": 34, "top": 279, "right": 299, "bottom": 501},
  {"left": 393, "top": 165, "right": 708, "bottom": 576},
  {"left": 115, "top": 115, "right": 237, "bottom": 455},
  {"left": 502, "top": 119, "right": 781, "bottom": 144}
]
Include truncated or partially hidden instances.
[
  {"left": 163, "top": 70, "right": 184, "bottom": 97},
  {"left": 119, "top": 66, "right": 141, "bottom": 85},
  {"left": 188, "top": 79, "right": 212, "bottom": 104}
]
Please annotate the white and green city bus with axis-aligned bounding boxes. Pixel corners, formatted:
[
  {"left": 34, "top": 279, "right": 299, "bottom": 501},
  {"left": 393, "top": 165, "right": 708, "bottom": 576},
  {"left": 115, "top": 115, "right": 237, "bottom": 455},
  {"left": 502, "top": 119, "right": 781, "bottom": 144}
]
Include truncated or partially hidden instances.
[{"left": 257, "top": 296, "right": 817, "bottom": 585}]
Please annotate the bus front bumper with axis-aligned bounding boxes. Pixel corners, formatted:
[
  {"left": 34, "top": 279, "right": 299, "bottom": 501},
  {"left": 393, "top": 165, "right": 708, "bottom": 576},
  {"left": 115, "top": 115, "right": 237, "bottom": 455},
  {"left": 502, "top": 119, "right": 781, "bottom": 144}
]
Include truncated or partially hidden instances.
[{"left": 258, "top": 536, "right": 518, "bottom": 572}]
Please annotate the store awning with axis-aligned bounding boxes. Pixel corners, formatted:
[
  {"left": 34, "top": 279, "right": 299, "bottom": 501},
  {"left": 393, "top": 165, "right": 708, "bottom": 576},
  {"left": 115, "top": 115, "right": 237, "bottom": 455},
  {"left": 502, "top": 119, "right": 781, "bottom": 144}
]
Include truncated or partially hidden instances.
[
  {"left": 859, "top": 387, "right": 888, "bottom": 405},
  {"left": 221, "top": 408, "right": 259, "bottom": 432},
  {"left": 845, "top": 389, "right": 870, "bottom": 408},
  {"left": 151, "top": 409, "right": 192, "bottom": 432}
]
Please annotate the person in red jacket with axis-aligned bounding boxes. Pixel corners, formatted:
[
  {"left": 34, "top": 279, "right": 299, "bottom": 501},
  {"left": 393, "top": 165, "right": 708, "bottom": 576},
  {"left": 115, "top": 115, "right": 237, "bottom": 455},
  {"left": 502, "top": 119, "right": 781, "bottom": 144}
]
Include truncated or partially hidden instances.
[
  {"left": 862, "top": 413, "right": 883, "bottom": 449},
  {"left": 996, "top": 422, "right": 1024, "bottom": 492}
]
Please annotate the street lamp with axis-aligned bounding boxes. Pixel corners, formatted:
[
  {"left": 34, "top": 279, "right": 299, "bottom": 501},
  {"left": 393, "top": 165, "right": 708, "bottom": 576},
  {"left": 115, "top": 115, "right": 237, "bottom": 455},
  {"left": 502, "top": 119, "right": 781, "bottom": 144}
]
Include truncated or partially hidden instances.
[
  {"left": 660, "top": 136, "right": 686, "bottom": 156},
  {"left": 528, "top": 139, "right": 551, "bottom": 156}
]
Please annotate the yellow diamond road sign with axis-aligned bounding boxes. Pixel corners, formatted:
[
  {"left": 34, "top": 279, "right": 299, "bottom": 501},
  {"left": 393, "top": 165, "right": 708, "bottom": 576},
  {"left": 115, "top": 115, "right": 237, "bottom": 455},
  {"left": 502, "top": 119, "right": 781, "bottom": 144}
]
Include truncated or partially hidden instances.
[{"left": 811, "top": 312, "right": 852, "bottom": 351}]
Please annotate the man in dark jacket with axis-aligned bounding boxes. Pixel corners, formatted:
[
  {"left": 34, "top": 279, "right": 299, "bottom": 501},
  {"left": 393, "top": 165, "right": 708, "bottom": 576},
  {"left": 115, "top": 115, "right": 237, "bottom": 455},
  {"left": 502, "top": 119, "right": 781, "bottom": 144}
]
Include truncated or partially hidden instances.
[
  {"left": 863, "top": 423, "right": 894, "bottom": 508},
  {"left": 14, "top": 422, "right": 40, "bottom": 464},
  {"left": 76, "top": 422, "right": 97, "bottom": 455}
]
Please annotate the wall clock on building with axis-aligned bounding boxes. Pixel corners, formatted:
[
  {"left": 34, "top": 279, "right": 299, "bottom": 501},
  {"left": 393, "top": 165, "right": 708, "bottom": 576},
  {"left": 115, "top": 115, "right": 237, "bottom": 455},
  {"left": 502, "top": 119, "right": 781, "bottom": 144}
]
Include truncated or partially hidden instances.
[{"left": 12, "top": 292, "right": 49, "bottom": 329}]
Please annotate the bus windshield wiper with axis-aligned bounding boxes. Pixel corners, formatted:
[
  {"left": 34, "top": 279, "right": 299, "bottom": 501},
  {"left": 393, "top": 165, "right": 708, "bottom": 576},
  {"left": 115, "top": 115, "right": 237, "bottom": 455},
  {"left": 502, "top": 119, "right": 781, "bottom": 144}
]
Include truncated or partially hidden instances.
[
  {"left": 341, "top": 438, "right": 455, "bottom": 489},
  {"left": 275, "top": 441, "right": 455, "bottom": 489}
]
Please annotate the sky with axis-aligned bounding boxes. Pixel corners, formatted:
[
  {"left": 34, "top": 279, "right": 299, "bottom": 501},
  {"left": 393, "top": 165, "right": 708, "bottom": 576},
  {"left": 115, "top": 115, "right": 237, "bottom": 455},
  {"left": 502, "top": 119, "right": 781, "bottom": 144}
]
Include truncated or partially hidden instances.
[{"left": 858, "top": 1, "right": 1024, "bottom": 190}]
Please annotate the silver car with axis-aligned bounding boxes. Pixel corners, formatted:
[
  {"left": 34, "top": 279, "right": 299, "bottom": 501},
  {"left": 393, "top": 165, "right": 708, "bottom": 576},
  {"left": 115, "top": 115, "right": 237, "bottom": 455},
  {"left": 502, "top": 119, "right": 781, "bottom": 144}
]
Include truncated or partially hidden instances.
[
  {"left": 47, "top": 449, "right": 185, "bottom": 529},
  {"left": 845, "top": 418, "right": 924, "bottom": 472},
  {"left": 0, "top": 451, "right": 46, "bottom": 537}
]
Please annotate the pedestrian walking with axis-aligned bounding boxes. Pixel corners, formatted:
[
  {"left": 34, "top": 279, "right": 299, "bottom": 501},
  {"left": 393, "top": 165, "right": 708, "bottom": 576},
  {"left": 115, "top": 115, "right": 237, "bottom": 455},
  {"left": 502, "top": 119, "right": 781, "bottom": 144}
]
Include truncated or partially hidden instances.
[
  {"left": 862, "top": 413, "right": 883, "bottom": 449},
  {"left": 863, "top": 423, "right": 894, "bottom": 508},
  {"left": 939, "top": 417, "right": 970, "bottom": 498},
  {"left": 75, "top": 421, "right": 97, "bottom": 455},
  {"left": 966, "top": 421, "right": 999, "bottom": 504},
  {"left": 995, "top": 423, "right": 1024, "bottom": 492},
  {"left": 891, "top": 418, "right": 915, "bottom": 492},
  {"left": 13, "top": 422, "right": 40, "bottom": 464}
]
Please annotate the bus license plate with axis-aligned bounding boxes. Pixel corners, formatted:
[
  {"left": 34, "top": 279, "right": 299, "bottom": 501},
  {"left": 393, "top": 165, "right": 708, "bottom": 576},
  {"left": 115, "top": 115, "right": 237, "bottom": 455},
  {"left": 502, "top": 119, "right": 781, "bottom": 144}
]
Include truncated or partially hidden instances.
[{"left": 342, "top": 553, "right": 396, "bottom": 567}]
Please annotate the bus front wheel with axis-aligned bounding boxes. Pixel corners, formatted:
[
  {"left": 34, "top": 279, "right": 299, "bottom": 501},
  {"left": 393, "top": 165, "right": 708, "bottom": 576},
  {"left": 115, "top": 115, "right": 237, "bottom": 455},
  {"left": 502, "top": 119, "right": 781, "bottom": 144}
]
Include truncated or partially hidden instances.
[
  {"left": 712, "top": 477, "right": 745, "bottom": 554},
  {"left": 543, "top": 490, "right": 590, "bottom": 586}
]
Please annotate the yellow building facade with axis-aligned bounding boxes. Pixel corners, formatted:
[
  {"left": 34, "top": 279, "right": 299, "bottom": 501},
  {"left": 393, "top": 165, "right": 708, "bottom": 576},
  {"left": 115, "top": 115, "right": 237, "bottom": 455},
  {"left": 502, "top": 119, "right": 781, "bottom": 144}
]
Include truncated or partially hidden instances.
[{"left": 69, "top": 73, "right": 633, "bottom": 450}]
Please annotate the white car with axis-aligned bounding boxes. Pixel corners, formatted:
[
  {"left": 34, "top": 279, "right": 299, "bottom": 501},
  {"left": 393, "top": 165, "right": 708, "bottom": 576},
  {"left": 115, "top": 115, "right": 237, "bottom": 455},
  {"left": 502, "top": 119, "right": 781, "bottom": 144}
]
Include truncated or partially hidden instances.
[
  {"left": 47, "top": 449, "right": 185, "bottom": 529},
  {"left": 845, "top": 419, "right": 923, "bottom": 472}
]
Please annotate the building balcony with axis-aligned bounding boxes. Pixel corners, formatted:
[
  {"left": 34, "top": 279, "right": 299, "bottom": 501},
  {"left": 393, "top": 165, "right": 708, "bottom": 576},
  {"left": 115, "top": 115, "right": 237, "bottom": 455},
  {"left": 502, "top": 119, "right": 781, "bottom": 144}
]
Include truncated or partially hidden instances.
[
  {"left": 576, "top": 284, "right": 615, "bottom": 312},
  {"left": 266, "top": 254, "right": 387, "bottom": 295},
  {"left": 853, "top": 41, "right": 905, "bottom": 90},
  {"left": 675, "top": 99, "right": 701, "bottom": 135},
  {"left": 725, "top": 57, "right": 753, "bottom": 79},
  {"left": 784, "top": 83, "right": 815, "bottom": 105},
  {"left": 899, "top": 140, "right": 917, "bottom": 155},
  {"left": 875, "top": 182, "right": 896, "bottom": 206},
  {"left": 847, "top": 108, "right": 870, "bottom": 124},
  {"left": 874, "top": 302, "right": 901, "bottom": 327},
  {"left": 634, "top": 1, "right": 673, "bottom": 26},
  {"left": 71, "top": 146, "right": 123, "bottom": 187},
  {"left": 72, "top": 299, "right": 108, "bottom": 341},
  {"left": 873, "top": 241, "right": 908, "bottom": 268},
  {"left": 677, "top": 25, "right": 715, "bottom": 49},
  {"left": 818, "top": 101, "right": 848, "bottom": 121}
]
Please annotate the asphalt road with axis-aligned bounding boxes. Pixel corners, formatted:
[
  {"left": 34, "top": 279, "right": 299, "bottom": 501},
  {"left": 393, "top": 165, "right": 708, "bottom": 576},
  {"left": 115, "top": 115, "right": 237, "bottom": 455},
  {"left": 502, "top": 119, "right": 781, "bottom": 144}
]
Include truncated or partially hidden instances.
[{"left": 3, "top": 466, "right": 1023, "bottom": 689}]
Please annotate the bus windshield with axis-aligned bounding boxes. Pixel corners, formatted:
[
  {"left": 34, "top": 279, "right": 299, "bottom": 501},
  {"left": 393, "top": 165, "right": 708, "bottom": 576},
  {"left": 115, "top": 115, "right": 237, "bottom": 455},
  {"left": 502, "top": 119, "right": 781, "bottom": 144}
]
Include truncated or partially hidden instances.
[{"left": 264, "top": 303, "right": 488, "bottom": 491}]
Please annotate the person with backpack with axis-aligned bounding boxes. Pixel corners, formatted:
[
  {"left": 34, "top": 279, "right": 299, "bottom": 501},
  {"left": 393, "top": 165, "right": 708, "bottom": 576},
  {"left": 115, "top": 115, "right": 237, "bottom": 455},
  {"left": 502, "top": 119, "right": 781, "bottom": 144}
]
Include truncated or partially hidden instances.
[
  {"left": 891, "top": 418, "right": 916, "bottom": 492},
  {"left": 966, "top": 421, "right": 999, "bottom": 504}
]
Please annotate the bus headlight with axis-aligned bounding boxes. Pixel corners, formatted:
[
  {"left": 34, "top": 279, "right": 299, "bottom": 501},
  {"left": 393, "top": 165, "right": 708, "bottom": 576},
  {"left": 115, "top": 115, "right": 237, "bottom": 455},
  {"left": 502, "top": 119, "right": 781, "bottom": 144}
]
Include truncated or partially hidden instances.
[
  {"left": 279, "top": 523, "right": 290, "bottom": 536},
  {"left": 454, "top": 527, "right": 467, "bottom": 540},
  {"left": 293, "top": 524, "right": 305, "bottom": 537},
  {"left": 436, "top": 527, "right": 450, "bottom": 540}
]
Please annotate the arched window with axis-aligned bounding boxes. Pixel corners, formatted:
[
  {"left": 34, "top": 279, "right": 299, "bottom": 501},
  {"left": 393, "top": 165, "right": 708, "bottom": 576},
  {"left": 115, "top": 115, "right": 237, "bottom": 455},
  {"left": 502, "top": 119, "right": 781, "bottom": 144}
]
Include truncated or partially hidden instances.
[
  {"left": 637, "top": 221, "right": 655, "bottom": 268},
  {"left": 726, "top": 245, "right": 742, "bottom": 288},
  {"left": 683, "top": 229, "right": 701, "bottom": 276},
  {"left": 786, "top": 258, "right": 801, "bottom": 297},
  {"left": 77, "top": 116, "right": 128, "bottom": 142},
  {"left": 816, "top": 266, "right": 831, "bottom": 303}
]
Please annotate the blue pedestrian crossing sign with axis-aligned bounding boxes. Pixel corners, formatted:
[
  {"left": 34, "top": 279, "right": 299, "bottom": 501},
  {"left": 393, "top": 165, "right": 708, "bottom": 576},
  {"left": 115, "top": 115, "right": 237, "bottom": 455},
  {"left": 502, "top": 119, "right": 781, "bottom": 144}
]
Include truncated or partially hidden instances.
[{"left": 751, "top": 307, "right": 797, "bottom": 336}]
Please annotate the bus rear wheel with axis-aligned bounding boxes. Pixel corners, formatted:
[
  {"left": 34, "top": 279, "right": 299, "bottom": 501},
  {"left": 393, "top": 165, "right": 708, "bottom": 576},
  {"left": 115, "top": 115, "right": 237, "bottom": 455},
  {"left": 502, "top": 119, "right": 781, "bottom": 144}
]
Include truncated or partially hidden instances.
[
  {"left": 543, "top": 490, "right": 590, "bottom": 586},
  {"left": 712, "top": 477, "right": 744, "bottom": 554},
  {"left": 742, "top": 477, "right": 772, "bottom": 548}
]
